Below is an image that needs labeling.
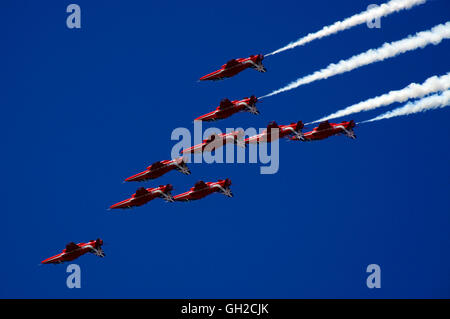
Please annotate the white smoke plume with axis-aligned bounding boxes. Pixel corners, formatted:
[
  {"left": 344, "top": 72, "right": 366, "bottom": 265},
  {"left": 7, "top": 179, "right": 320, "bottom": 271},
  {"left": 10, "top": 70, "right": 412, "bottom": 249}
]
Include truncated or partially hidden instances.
[
  {"left": 260, "top": 22, "right": 450, "bottom": 99},
  {"left": 266, "top": 0, "right": 427, "bottom": 57},
  {"left": 362, "top": 90, "right": 450, "bottom": 123},
  {"left": 311, "top": 72, "right": 450, "bottom": 123}
]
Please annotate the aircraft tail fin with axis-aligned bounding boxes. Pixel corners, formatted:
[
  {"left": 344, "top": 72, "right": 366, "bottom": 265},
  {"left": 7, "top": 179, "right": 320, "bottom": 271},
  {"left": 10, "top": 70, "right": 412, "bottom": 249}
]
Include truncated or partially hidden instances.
[{"left": 348, "top": 120, "right": 356, "bottom": 128}]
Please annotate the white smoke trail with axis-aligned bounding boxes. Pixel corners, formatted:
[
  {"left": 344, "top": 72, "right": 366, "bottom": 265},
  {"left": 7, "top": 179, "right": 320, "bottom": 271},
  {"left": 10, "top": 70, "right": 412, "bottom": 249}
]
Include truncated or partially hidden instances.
[
  {"left": 311, "top": 72, "right": 450, "bottom": 123},
  {"left": 266, "top": 0, "right": 427, "bottom": 57},
  {"left": 260, "top": 22, "right": 450, "bottom": 99},
  {"left": 362, "top": 90, "right": 450, "bottom": 123}
]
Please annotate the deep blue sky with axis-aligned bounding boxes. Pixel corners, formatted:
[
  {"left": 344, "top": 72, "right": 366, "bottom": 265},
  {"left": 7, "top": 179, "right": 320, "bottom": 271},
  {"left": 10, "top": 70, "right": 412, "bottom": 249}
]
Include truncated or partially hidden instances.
[{"left": 2, "top": 0, "right": 450, "bottom": 298}]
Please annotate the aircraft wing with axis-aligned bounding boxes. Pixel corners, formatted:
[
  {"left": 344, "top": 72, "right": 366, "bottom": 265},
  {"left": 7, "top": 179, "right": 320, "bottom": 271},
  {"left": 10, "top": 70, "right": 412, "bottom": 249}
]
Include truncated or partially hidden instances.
[
  {"left": 134, "top": 187, "right": 149, "bottom": 197},
  {"left": 204, "top": 133, "right": 219, "bottom": 143},
  {"left": 266, "top": 121, "right": 279, "bottom": 131},
  {"left": 316, "top": 121, "right": 332, "bottom": 131},
  {"left": 224, "top": 59, "right": 240, "bottom": 69},
  {"left": 193, "top": 181, "right": 208, "bottom": 190},
  {"left": 65, "top": 242, "right": 79, "bottom": 252},
  {"left": 148, "top": 161, "right": 164, "bottom": 171},
  {"left": 218, "top": 98, "right": 233, "bottom": 110}
]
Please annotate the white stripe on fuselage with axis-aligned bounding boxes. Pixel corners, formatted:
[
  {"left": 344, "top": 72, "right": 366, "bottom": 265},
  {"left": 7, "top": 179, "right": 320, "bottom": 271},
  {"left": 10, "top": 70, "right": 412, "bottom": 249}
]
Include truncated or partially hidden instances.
[{"left": 246, "top": 126, "right": 292, "bottom": 143}]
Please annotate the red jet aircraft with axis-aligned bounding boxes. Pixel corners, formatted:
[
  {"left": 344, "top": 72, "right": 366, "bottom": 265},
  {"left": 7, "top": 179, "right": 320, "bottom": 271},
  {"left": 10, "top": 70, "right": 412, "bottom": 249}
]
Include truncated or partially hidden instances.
[
  {"left": 173, "top": 179, "right": 233, "bottom": 202},
  {"left": 109, "top": 184, "right": 174, "bottom": 210},
  {"left": 124, "top": 157, "right": 190, "bottom": 182},
  {"left": 245, "top": 121, "right": 304, "bottom": 144},
  {"left": 41, "top": 239, "right": 105, "bottom": 264},
  {"left": 195, "top": 96, "right": 260, "bottom": 122},
  {"left": 181, "top": 131, "right": 244, "bottom": 154},
  {"left": 199, "top": 54, "right": 266, "bottom": 81},
  {"left": 290, "top": 120, "right": 356, "bottom": 141}
]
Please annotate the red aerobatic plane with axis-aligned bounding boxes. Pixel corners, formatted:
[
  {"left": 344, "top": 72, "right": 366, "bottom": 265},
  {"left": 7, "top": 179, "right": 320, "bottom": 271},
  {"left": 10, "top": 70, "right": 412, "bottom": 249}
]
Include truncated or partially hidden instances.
[
  {"left": 290, "top": 120, "right": 356, "bottom": 141},
  {"left": 124, "top": 157, "right": 190, "bottom": 182},
  {"left": 195, "top": 96, "right": 260, "bottom": 122},
  {"left": 110, "top": 184, "right": 174, "bottom": 209},
  {"left": 245, "top": 121, "right": 304, "bottom": 144},
  {"left": 181, "top": 131, "right": 244, "bottom": 154},
  {"left": 41, "top": 238, "right": 105, "bottom": 264},
  {"left": 199, "top": 54, "right": 266, "bottom": 81},
  {"left": 173, "top": 179, "right": 233, "bottom": 202}
]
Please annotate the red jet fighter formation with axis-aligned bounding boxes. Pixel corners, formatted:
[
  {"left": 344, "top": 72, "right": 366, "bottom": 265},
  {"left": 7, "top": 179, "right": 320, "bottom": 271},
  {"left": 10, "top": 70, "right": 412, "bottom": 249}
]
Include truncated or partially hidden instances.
[
  {"left": 173, "top": 179, "right": 233, "bottom": 202},
  {"left": 110, "top": 184, "right": 175, "bottom": 209},
  {"left": 199, "top": 54, "right": 266, "bottom": 81},
  {"left": 181, "top": 131, "right": 244, "bottom": 154},
  {"left": 195, "top": 96, "right": 260, "bottom": 122},
  {"left": 42, "top": 48, "right": 357, "bottom": 265},
  {"left": 125, "top": 157, "right": 190, "bottom": 182},
  {"left": 41, "top": 239, "right": 105, "bottom": 264},
  {"left": 245, "top": 121, "right": 305, "bottom": 144},
  {"left": 290, "top": 120, "right": 356, "bottom": 141}
]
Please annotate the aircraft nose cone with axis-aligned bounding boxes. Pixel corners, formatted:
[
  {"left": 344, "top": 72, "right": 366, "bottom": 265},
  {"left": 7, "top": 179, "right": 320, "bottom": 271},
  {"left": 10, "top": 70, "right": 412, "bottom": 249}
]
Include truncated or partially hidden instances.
[{"left": 124, "top": 174, "right": 141, "bottom": 182}]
